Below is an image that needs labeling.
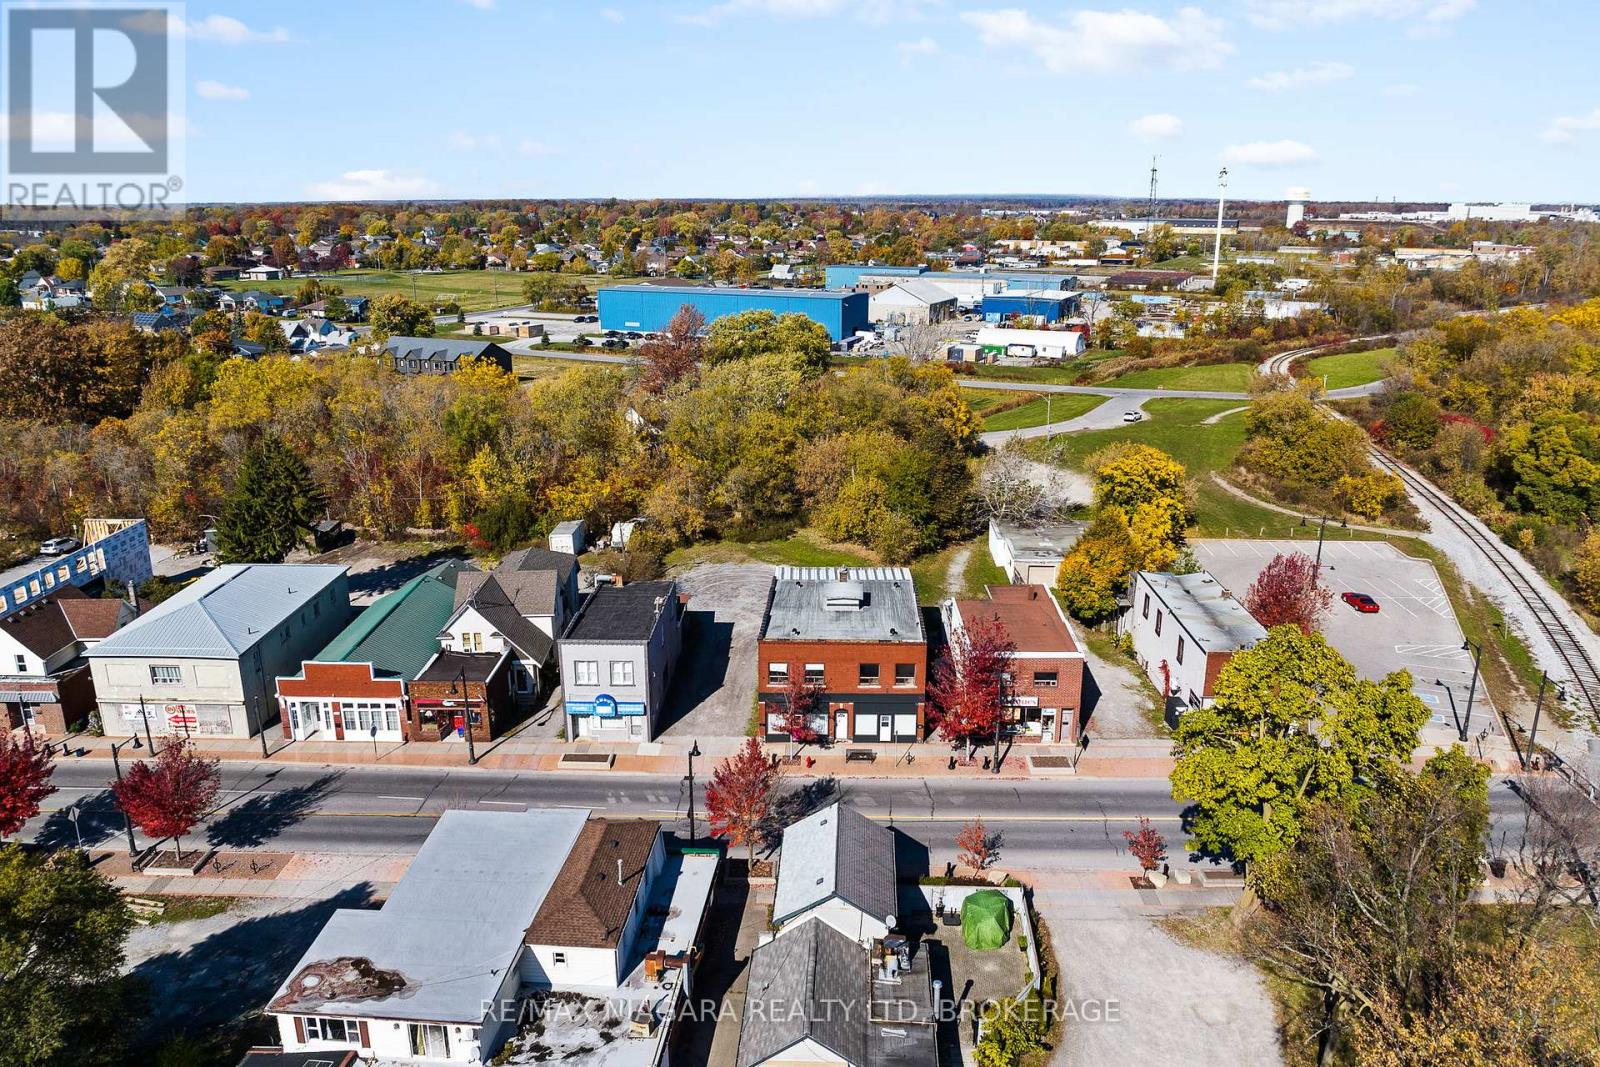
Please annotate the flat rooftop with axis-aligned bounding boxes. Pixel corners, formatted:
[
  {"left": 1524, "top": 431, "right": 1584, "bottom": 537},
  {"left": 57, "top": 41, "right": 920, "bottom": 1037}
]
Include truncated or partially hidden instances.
[
  {"left": 599, "top": 284, "right": 858, "bottom": 300},
  {"left": 994, "top": 520, "right": 1088, "bottom": 562},
  {"left": 1140, "top": 570, "right": 1268, "bottom": 652},
  {"left": 761, "top": 567, "right": 924, "bottom": 645}
]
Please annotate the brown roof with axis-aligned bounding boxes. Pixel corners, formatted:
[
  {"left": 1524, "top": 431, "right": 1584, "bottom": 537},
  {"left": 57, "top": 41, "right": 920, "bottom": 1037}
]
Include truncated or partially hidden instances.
[
  {"left": 523, "top": 819, "right": 659, "bottom": 950},
  {"left": 59, "top": 597, "right": 130, "bottom": 640},
  {"left": 955, "top": 584, "right": 1078, "bottom": 654},
  {"left": 1, "top": 586, "right": 89, "bottom": 659}
]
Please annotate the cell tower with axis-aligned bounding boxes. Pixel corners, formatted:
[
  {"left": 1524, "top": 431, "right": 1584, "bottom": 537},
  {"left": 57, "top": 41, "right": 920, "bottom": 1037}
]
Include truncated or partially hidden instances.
[
  {"left": 1147, "top": 156, "right": 1159, "bottom": 223},
  {"left": 1211, "top": 167, "right": 1228, "bottom": 283}
]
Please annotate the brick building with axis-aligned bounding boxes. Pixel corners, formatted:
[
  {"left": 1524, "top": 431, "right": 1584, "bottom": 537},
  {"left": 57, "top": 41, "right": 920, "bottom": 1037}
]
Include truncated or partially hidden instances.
[
  {"left": 757, "top": 566, "right": 926, "bottom": 745},
  {"left": 942, "top": 584, "right": 1086, "bottom": 744},
  {"left": 406, "top": 650, "right": 515, "bottom": 744},
  {"left": 0, "top": 586, "right": 139, "bottom": 735}
]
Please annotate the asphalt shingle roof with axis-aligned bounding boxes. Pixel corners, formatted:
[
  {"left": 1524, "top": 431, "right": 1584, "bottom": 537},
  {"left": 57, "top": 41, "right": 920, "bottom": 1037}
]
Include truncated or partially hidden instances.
[
  {"left": 773, "top": 802, "right": 897, "bottom": 928},
  {"left": 563, "top": 581, "right": 676, "bottom": 643},
  {"left": 382, "top": 336, "right": 507, "bottom": 365},
  {"left": 523, "top": 819, "right": 659, "bottom": 949},
  {"left": 737, "top": 919, "right": 867, "bottom": 1067}
]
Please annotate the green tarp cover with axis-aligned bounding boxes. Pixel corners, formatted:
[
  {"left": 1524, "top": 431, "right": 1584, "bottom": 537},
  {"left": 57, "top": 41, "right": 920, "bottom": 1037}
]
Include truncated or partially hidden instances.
[{"left": 961, "top": 889, "right": 1012, "bottom": 951}]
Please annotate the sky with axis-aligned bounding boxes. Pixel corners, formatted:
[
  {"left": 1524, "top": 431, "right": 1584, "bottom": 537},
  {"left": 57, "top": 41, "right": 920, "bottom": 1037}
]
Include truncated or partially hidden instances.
[{"left": 169, "top": 0, "right": 1598, "bottom": 205}]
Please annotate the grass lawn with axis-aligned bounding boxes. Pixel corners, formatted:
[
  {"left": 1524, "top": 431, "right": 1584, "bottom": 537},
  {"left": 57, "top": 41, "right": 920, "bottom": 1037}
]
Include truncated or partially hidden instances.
[
  {"left": 219, "top": 268, "right": 582, "bottom": 313},
  {"left": 958, "top": 388, "right": 1019, "bottom": 414},
  {"left": 1101, "top": 361, "right": 1256, "bottom": 392},
  {"left": 908, "top": 537, "right": 1010, "bottom": 605},
  {"left": 1302, "top": 347, "right": 1394, "bottom": 390},
  {"left": 140, "top": 895, "right": 235, "bottom": 924},
  {"left": 980, "top": 392, "right": 1107, "bottom": 432},
  {"left": 665, "top": 529, "right": 872, "bottom": 571}
]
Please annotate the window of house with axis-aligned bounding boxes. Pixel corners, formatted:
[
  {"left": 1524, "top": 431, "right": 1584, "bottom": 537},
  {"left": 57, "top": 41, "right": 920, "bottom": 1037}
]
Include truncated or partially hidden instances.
[
  {"left": 14, "top": 655, "right": 26, "bottom": 673},
  {"left": 304, "top": 1017, "right": 355, "bottom": 1042},
  {"left": 611, "top": 661, "right": 635, "bottom": 686},
  {"left": 858, "top": 663, "right": 880, "bottom": 687},
  {"left": 573, "top": 660, "right": 599, "bottom": 686},
  {"left": 894, "top": 663, "right": 916, "bottom": 687},
  {"left": 804, "top": 663, "right": 825, "bottom": 686},
  {"left": 552, "top": 951, "right": 567, "bottom": 965},
  {"left": 1142, "top": 592, "right": 1150, "bottom": 619},
  {"left": 1154, "top": 610, "right": 1163, "bottom": 637},
  {"left": 465, "top": 632, "right": 484, "bottom": 653},
  {"left": 149, "top": 664, "right": 182, "bottom": 685},
  {"left": 1033, "top": 670, "right": 1058, "bottom": 688},
  {"left": 1176, "top": 637, "right": 1185, "bottom": 665},
  {"left": 767, "top": 663, "right": 789, "bottom": 686}
]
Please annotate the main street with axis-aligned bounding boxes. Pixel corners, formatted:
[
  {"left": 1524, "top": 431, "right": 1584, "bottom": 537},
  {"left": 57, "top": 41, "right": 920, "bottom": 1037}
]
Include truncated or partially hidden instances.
[{"left": 25, "top": 760, "right": 1536, "bottom": 873}]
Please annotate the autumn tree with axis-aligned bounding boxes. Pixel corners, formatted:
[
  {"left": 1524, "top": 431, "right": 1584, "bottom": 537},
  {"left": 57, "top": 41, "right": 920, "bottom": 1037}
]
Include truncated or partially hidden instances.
[
  {"left": 1171, "top": 627, "right": 1429, "bottom": 865},
  {"left": 0, "top": 735, "right": 54, "bottom": 838},
  {"left": 1122, "top": 816, "right": 1166, "bottom": 873},
  {"left": 956, "top": 817, "right": 998, "bottom": 872},
  {"left": 215, "top": 434, "right": 326, "bottom": 564},
  {"left": 704, "top": 310, "right": 832, "bottom": 374},
  {"left": 368, "top": 294, "right": 435, "bottom": 339},
  {"left": 929, "top": 613, "right": 1016, "bottom": 754},
  {"left": 637, "top": 304, "right": 705, "bottom": 393},
  {"left": 704, "top": 737, "right": 781, "bottom": 866},
  {"left": 778, "top": 669, "right": 820, "bottom": 756},
  {"left": 110, "top": 740, "right": 220, "bottom": 861},
  {"left": 1053, "top": 512, "right": 1136, "bottom": 622},
  {"left": 1244, "top": 551, "right": 1332, "bottom": 635}
]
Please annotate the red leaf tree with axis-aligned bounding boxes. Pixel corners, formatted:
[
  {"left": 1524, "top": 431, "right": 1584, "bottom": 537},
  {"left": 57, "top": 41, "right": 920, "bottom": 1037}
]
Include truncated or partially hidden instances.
[
  {"left": 929, "top": 613, "right": 1017, "bottom": 754},
  {"left": 1122, "top": 816, "right": 1167, "bottom": 873},
  {"left": 0, "top": 733, "right": 55, "bottom": 838},
  {"left": 956, "top": 817, "right": 999, "bottom": 872},
  {"left": 779, "top": 669, "right": 821, "bottom": 755},
  {"left": 1244, "top": 551, "right": 1332, "bottom": 635},
  {"left": 111, "top": 739, "right": 221, "bottom": 860},
  {"left": 638, "top": 305, "right": 705, "bottom": 393},
  {"left": 705, "top": 737, "right": 782, "bottom": 866}
]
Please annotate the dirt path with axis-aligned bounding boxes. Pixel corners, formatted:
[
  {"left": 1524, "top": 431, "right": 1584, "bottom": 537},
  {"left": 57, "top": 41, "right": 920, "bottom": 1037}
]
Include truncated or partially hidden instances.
[{"left": 944, "top": 544, "right": 972, "bottom": 598}]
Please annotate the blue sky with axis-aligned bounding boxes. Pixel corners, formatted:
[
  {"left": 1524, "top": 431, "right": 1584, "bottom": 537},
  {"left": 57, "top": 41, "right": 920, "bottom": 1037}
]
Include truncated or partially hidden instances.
[{"left": 176, "top": 1, "right": 1598, "bottom": 205}]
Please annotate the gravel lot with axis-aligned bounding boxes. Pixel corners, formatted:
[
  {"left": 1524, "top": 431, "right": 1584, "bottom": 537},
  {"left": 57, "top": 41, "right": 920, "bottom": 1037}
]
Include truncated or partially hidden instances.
[{"left": 658, "top": 563, "right": 772, "bottom": 739}]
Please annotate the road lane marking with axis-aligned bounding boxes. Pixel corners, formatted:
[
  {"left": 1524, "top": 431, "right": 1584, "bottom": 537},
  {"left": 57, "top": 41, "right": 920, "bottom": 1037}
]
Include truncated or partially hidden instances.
[{"left": 378, "top": 795, "right": 424, "bottom": 802}]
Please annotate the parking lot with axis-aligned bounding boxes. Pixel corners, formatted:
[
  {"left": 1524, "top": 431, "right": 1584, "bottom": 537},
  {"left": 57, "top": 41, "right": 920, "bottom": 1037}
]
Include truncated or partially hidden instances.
[
  {"left": 656, "top": 563, "right": 769, "bottom": 739},
  {"left": 1191, "top": 539, "right": 1503, "bottom": 745}
]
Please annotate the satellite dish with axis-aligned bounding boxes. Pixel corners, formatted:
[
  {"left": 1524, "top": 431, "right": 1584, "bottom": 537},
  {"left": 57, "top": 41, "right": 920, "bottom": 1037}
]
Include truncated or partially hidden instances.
[{"left": 886, "top": 913, "right": 897, "bottom": 929}]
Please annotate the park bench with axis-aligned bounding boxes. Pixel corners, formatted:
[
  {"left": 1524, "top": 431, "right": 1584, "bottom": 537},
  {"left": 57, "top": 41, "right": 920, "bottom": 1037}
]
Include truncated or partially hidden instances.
[{"left": 845, "top": 749, "right": 876, "bottom": 763}]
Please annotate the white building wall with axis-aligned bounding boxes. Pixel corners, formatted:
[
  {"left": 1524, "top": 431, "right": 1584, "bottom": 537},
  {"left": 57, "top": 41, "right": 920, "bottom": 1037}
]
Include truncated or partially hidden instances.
[
  {"left": 522, "top": 944, "right": 619, "bottom": 989},
  {"left": 276, "top": 1011, "right": 488, "bottom": 1064},
  {"left": 778, "top": 902, "right": 889, "bottom": 948},
  {"left": 1118, "top": 573, "right": 1213, "bottom": 708}
]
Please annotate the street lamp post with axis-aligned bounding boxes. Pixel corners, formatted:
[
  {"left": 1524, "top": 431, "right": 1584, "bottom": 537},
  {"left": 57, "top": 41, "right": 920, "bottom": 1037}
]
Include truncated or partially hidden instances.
[
  {"left": 686, "top": 740, "right": 702, "bottom": 842},
  {"left": 108, "top": 737, "right": 141, "bottom": 855},
  {"left": 449, "top": 668, "right": 477, "bottom": 765},
  {"left": 1460, "top": 638, "right": 1484, "bottom": 742},
  {"left": 1525, "top": 672, "right": 1563, "bottom": 769}
]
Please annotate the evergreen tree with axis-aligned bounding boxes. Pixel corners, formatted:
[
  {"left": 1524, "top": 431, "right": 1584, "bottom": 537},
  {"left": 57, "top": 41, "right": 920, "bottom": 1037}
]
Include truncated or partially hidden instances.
[{"left": 215, "top": 435, "right": 326, "bottom": 563}]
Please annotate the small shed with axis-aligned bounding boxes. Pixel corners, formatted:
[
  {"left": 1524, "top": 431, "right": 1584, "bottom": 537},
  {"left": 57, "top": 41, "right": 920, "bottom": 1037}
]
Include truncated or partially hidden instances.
[{"left": 549, "top": 519, "right": 587, "bottom": 556}]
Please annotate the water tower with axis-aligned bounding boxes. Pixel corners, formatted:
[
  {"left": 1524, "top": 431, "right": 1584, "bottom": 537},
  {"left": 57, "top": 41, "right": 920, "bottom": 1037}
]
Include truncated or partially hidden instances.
[{"left": 1285, "top": 186, "right": 1311, "bottom": 229}]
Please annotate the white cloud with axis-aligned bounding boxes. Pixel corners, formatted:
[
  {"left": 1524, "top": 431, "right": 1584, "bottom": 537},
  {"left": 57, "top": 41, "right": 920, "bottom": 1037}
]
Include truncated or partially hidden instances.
[
  {"left": 682, "top": 0, "right": 933, "bottom": 27},
  {"left": 1541, "top": 107, "right": 1600, "bottom": 145},
  {"left": 305, "top": 170, "right": 442, "bottom": 201},
  {"left": 448, "top": 131, "right": 504, "bottom": 152},
  {"left": 1222, "top": 139, "right": 1320, "bottom": 167},
  {"left": 1383, "top": 82, "right": 1419, "bottom": 97},
  {"left": 1129, "top": 113, "right": 1183, "bottom": 140},
  {"left": 177, "top": 14, "right": 291, "bottom": 44},
  {"left": 600, "top": 7, "right": 626, "bottom": 21},
  {"left": 896, "top": 36, "right": 940, "bottom": 62},
  {"left": 1245, "top": 0, "right": 1472, "bottom": 29},
  {"left": 194, "top": 80, "right": 248, "bottom": 101},
  {"left": 1246, "top": 60, "right": 1353, "bottom": 91},
  {"left": 960, "top": 6, "right": 1231, "bottom": 75},
  {"left": 0, "top": 110, "right": 189, "bottom": 149},
  {"left": 459, "top": 0, "right": 494, "bottom": 8}
]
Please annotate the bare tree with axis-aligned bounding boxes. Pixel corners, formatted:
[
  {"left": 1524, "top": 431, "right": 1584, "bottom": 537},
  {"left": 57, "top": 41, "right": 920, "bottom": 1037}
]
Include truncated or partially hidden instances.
[
  {"left": 1503, "top": 776, "right": 1600, "bottom": 934},
  {"left": 978, "top": 443, "right": 1079, "bottom": 526},
  {"left": 886, "top": 321, "right": 949, "bottom": 364}
]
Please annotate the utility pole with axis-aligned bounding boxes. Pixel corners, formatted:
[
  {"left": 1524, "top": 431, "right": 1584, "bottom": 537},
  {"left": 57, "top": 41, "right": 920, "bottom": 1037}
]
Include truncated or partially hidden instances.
[
  {"left": 1459, "top": 638, "right": 1483, "bottom": 742},
  {"left": 108, "top": 738, "right": 141, "bottom": 855},
  {"left": 1211, "top": 167, "right": 1229, "bottom": 284},
  {"left": 1045, "top": 394, "right": 1052, "bottom": 442},
  {"left": 454, "top": 668, "right": 478, "bottom": 765},
  {"left": 1524, "top": 672, "right": 1562, "bottom": 769},
  {"left": 1314, "top": 515, "right": 1328, "bottom": 572},
  {"left": 685, "top": 740, "right": 702, "bottom": 842}
]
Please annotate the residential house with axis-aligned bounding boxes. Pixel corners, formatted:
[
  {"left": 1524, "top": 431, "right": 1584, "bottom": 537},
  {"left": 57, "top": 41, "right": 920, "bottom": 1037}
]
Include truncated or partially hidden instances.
[
  {"left": 86, "top": 564, "right": 352, "bottom": 740},
  {"left": 275, "top": 561, "right": 480, "bottom": 743},
  {"left": 757, "top": 567, "right": 927, "bottom": 745},
  {"left": 1120, "top": 570, "right": 1268, "bottom": 714},
  {"left": 772, "top": 801, "right": 897, "bottom": 944},
  {"left": 0, "top": 586, "right": 140, "bottom": 735},
  {"left": 266, "top": 809, "right": 718, "bottom": 1065},
  {"left": 280, "top": 317, "right": 357, "bottom": 353},
  {"left": 417, "top": 548, "right": 579, "bottom": 741},
  {"left": 559, "top": 580, "right": 684, "bottom": 742},
  {"left": 942, "top": 585, "right": 1085, "bottom": 744},
  {"left": 382, "top": 336, "right": 514, "bottom": 376},
  {"left": 987, "top": 519, "right": 1088, "bottom": 586},
  {"left": 131, "top": 309, "right": 195, "bottom": 335},
  {"left": 21, "top": 277, "right": 89, "bottom": 310},
  {"left": 220, "top": 290, "right": 292, "bottom": 315},
  {"left": 242, "top": 264, "right": 289, "bottom": 281},
  {"left": 299, "top": 295, "right": 368, "bottom": 321}
]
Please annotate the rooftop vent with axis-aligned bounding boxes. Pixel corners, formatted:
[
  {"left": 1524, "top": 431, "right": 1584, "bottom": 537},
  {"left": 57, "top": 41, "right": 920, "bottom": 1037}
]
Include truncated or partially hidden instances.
[{"left": 822, "top": 581, "right": 866, "bottom": 612}]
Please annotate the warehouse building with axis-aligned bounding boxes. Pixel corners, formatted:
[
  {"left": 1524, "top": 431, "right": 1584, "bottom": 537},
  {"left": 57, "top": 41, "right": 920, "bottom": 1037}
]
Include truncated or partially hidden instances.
[
  {"left": 867, "top": 279, "right": 958, "bottom": 325},
  {"left": 597, "top": 285, "right": 868, "bottom": 341},
  {"left": 975, "top": 326, "right": 1086, "bottom": 361},
  {"left": 822, "top": 263, "right": 927, "bottom": 289},
  {"left": 981, "top": 289, "right": 1080, "bottom": 324}
]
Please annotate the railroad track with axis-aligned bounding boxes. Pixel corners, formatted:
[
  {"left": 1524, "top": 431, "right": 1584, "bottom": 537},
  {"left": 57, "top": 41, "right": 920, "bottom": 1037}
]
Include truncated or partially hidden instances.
[
  {"left": 1368, "top": 448, "right": 1600, "bottom": 726},
  {"left": 1258, "top": 334, "right": 1397, "bottom": 379}
]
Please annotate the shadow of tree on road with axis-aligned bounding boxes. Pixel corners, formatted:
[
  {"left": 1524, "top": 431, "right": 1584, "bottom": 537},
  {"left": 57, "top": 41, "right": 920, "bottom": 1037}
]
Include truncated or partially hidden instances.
[
  {"left": 34, "top": 787, "right": 126, "bottom": 850},
  {"left": 206, "top": 772, "right": 344, "bottom": 850}
]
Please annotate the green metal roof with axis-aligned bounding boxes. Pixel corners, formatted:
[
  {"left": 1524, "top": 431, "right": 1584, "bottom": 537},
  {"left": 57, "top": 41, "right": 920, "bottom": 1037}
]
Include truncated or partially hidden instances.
[{"left": 313, "top": 560, "right": 476, "bottom": 679}]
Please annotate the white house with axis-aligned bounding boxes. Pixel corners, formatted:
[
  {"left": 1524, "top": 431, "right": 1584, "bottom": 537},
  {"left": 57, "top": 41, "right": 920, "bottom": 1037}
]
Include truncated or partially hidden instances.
[
  {"left": 1119, "top": 570, "right": 1268, "bottom": 713},
  {"left": 266, "top": 809, "right": 717, "bottom": 1066},
  {"left": 438, "top": 547, "right": 579, "bottom": 705},
  {"left": 241, "top": 264, "right": 288, "bottom": 280},
  {"left": 772, "top": 802, "right": 897, "bottom": 945},
  {"left": 988, "top": 519, "right": 1088, "bottom": 586}
]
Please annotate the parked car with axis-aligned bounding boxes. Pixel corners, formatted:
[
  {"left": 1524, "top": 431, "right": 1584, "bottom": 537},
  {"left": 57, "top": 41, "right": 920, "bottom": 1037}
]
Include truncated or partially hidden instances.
[
  {"left": 1122, "top": 411, "right": 1142, "bottom": 423},
  {"left": 38, "top": 537, "right": 80, "bottom": 555},
  {"left": 1341, "top": 592, "right": 1380, "bottom": 613}
]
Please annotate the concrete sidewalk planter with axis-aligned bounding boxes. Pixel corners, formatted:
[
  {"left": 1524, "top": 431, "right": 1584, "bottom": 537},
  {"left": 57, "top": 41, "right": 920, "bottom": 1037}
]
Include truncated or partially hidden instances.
[{"left": 133, "top": 845, "right": 213, "bottom": 876}]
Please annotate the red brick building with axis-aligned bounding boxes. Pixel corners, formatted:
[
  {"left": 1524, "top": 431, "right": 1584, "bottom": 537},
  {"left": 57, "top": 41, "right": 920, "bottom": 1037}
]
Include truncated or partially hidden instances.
[
  {"left": 942, "top": 584, "right": 1085, "bottom": 744},
  {"left": 757, "top": 567, "right": 927, "bottom": 745}
]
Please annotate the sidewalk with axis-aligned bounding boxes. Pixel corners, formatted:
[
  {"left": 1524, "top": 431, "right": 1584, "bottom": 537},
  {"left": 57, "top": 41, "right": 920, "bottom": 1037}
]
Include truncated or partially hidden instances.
[{"left": 53, "top": 731, "right": 1181, "bottom": 779}]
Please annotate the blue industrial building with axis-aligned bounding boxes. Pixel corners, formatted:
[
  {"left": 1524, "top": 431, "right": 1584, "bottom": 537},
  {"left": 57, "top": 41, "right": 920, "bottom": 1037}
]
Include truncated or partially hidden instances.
[
  {"left": 982, "top": 270, "right": 1077, "bottom": 291},
  {"left": 822, "top": 263, "right": 927, "bottom": 289},
  {"left": 597, "top": 285, "right": 869, "bottom": 341},
  {"left": 981, "top": 290, "right": 1080, "bottom": 324}
]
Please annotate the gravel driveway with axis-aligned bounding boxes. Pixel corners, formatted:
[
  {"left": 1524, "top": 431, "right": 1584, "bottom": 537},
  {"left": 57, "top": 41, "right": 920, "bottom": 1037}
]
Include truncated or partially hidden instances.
[{"left": 658, "top": 563, "right": 772, "bottom": 739}]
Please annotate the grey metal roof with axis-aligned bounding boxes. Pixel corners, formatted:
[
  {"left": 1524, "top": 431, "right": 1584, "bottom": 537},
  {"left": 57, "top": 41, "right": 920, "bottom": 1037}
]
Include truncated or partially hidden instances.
[
  {"left": 599, "top": 284, "right": 858, "bottom": 301},
  {"left": 268, "top": 809, "right": 588, "bottom": 1024},
  {"left": 737, "top": 919, "right": 868, "bottom": 1067},
  {"left": 761, "top": 567, "right": 924, "bottom": 644},
  {"left": 86, "top": 564, "right": 347, "bottom": 660},
  {"left": 876, "top": 279, "right": 956, "bottom": 305},
  {"left": 1138, "top": 570, "right": 1268, "bottom": 652},
  {"left": 773, "top": 802, "right": 897, "bottom": 928},
  {"left": 993, "top": 520, "right": 1089, "bottom": 564}
]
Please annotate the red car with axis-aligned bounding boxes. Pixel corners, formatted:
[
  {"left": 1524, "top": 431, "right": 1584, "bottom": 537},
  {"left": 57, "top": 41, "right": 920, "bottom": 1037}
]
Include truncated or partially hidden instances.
[{"left": 1342, "top": 592, "right": 1380, "bottom": 613}]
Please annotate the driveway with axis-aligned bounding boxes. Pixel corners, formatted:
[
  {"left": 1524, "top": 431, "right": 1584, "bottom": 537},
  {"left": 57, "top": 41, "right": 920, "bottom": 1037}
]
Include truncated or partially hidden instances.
[
  {"left": 1032, "top": 892, "right": 1281, "bottom": 1067},
  {"left": 658, "top": 563, "right": 771, "bottom": 739}
]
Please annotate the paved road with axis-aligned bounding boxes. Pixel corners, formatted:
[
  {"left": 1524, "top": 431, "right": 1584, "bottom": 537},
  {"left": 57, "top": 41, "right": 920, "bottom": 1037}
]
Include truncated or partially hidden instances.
[
  {"left": 978, "top": 395, "right": 1143, "bottom": 447},
  {"left": 26, "top": 761, "right": 1535, "bottom": 872}
]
